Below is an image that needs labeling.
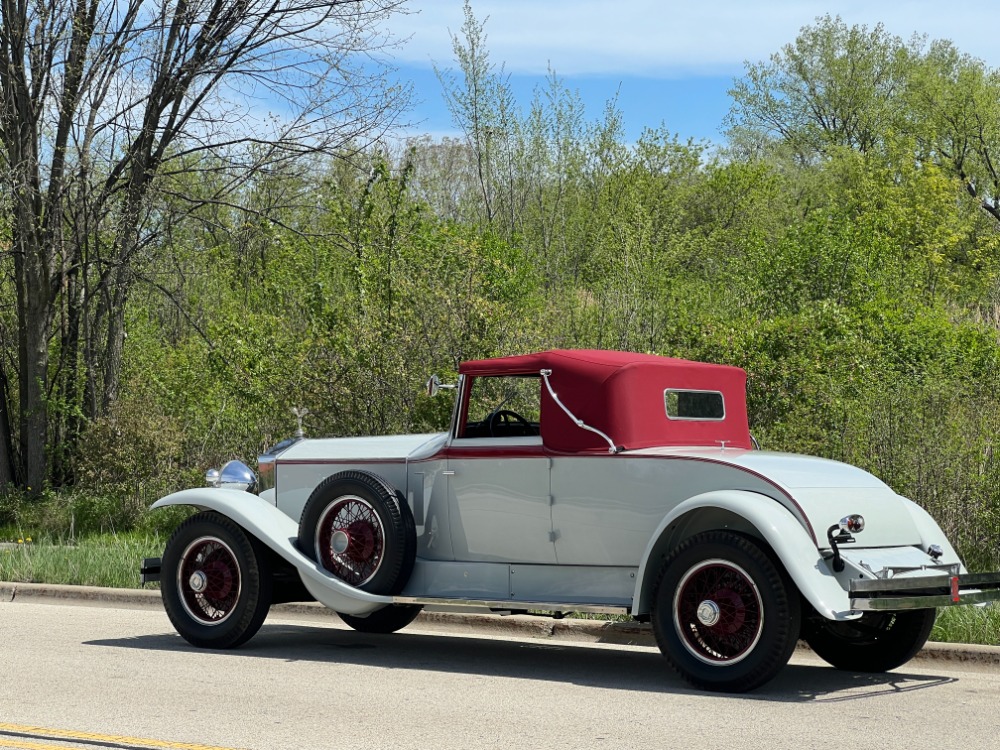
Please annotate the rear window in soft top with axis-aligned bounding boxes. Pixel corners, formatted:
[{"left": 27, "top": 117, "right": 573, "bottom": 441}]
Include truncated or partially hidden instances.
[{"left": 664, "top": 389, "right": 725, "bottom": 421}]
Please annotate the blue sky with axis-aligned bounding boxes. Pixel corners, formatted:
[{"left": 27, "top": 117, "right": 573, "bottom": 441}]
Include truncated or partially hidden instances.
[{"left": 385, "top": 1, "right": 1000, "bottom": 145}]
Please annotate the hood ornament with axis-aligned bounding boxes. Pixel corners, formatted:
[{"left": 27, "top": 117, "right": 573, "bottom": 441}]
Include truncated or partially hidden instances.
[{"left": 292, "top": 407, "right": 309, "bottom": 438}]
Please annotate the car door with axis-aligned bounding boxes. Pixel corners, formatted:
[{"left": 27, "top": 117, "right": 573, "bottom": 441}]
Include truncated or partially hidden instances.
[
  {"left": 445, "top": 374, "right": 556, "bottom": 564},
  {"left": 445, "top": 445, "right": 554, "bottom": 563}
]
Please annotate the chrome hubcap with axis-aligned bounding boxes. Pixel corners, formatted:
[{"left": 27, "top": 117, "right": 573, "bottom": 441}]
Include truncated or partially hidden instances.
[
  {"left": 331, "top": 530, "right": 351, "bottom": 555},
  {"left": 697, "top": 600, "right": 721, "bottom": 626},
  {"left": 188, "top": 570, "right": 208, "bottom": 593}
]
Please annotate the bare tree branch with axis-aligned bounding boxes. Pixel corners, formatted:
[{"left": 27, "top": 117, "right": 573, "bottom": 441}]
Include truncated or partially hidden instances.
[{"left": 0, "top": 0, "right": 410, "bottom": 490}]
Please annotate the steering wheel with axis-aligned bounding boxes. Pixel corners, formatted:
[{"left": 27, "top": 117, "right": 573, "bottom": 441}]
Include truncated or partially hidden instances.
[{"left": 487, "top": 409, "right": 536, "bottom": 437}]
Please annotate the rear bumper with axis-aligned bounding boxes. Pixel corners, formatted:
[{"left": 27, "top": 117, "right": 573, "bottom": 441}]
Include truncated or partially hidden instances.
[{"left": 850, "top": 572, "right": 1000, "bottom": 611}]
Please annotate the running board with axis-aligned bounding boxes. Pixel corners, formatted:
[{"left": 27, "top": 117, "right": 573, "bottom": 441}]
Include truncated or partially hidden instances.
[
  {"left": 142, "top": 554, "right": 631, "bottom": 615},
  {"left": 392, "top": 596, "right": 630, "bottom": 616}
]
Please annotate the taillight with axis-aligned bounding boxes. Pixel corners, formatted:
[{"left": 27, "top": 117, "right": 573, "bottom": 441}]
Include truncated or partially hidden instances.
[{"left": 840, "top": 514, "right": 865, "bottom": 534}]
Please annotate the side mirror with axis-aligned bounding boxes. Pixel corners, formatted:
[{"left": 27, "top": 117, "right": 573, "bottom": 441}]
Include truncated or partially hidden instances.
[
  {"left": 426, "top": 374, "right": 456, "bottom": 397},
  {"left": 426, "top": 374, "right": 442, "bottom": 397}
]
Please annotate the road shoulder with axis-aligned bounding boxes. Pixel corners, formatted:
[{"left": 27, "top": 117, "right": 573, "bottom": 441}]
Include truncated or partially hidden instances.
[{"left": 3, "top": 580, "right": 998, "bottom": 664}]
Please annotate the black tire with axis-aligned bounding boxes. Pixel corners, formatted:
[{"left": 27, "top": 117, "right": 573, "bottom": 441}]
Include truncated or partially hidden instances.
[
  {"left": 161, "top": 511, "right": 272, "bottom": 649},
  {"left": 338, "top": 604, "right": 424, "bottom": 634},
  {"left": 651, "top": 531, "right": 801, "bottom": 693},
  {"left": 803, "top": 609, "right": 936, "bottom": 672},
  {"left": 298, "top": 471, "right": 416, "bottom": 595}
]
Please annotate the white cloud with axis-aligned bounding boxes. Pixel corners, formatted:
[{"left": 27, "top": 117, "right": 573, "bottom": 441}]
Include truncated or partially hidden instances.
[{"left": 391, "top": 1, "right": 1000, "bottom": 77}]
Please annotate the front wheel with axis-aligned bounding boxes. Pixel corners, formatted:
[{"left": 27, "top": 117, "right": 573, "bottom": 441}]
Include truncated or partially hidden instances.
[
  {"left": 161, "top": 511, "right": 272, "bottom": 649},
  {"left": 651, "top": 531, "right": 801, "bottom": 693},
  {"left": 338, "top": 604, "right": 424, "bottom": 634},
  {"left": 803, "top": 610, "right": 936, "bottom": 672}
]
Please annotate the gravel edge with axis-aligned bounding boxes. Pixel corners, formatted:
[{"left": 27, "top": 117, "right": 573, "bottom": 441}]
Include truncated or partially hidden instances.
[{"left": 3, "top": 581, "right": 998, "bottom": 664}]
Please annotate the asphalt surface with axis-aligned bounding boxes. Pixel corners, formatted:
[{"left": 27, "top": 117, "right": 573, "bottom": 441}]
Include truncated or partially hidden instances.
[
  {"left": 1, "top": 580, "right": 999, "bottom": 664},
  {"left": 3, "top": 591, "right": 1000, "bottom": 750}
]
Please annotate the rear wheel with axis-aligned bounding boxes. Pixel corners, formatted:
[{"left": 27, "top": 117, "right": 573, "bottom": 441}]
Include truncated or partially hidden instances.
[
  {"left": 161, "top": 512, "right": 272, "bottom": 649},
  {"left": 651, "top": 531, "right": 801, "bottom": 692},
  {"left": 804, "top": 609, "right": 935, "bottom": 672},
  {"left": 338, "top": 604, "right": 424, "bottom": 634}
]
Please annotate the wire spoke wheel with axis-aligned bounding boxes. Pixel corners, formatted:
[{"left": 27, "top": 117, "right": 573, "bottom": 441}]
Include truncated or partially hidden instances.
[
  {"left": 338, "top": 604, "right": 424, "bottom": 634},
  {"left": 652, "top": 531, "right": 800, "bottom": 692},
  {"left": 804, "top": 609, "right": 936, "bottom": 672},
  {"left": 673, "top": 559, "right": 763, "bottom": 664},
  {"left": 315, "top": 495, "right": 386, "bottom": 586},
  {"left": 298, "top": 471, "right": 416, "bottom": 596},
  {"left": 177, "top": 536, "right": 243, "bottom": 625},
  {"left": 161, "top": 512, "right": 272, "bottom": 649}
]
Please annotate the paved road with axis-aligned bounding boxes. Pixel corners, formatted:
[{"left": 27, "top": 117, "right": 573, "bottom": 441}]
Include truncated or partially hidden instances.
[{"left": 2, "top": 599, "right": 999, "bottom": 750}]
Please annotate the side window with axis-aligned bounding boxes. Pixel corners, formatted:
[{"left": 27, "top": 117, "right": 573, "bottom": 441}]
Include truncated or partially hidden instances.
[
  {"left": 460, "top": 375, "right": 541, "bottom": 439},
  {"left": 664, "top": 389, "right": 725, "bottom": 421}
]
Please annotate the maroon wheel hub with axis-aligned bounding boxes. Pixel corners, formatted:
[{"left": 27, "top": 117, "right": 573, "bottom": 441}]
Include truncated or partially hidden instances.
[
  {"left": 201, "top": 558, "right": 235, "bottom": 599},
  {"left": 343, "top": 520, "right": 377, "bottom": 560},
  {"left": 712, "top": 587, "right": 748, "bottom": 635},
  {"left": 673, "top": 559, "right": 763, "bottom": 665}
]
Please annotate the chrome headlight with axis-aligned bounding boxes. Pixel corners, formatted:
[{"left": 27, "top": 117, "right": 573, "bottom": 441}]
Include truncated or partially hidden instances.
[{"left": 206, "top": 460, "right": 258, "bottom": 494}]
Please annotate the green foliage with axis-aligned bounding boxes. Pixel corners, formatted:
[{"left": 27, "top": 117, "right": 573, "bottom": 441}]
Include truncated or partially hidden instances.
[
  {"left": 7, "top": 5, "right": 1000, "bottom": 580},
  {"left": 0, "top": 486, "right": 190, "bottom": 540},
  {"left": 728, "top": 15, "right": 912, "bottom": 156}
]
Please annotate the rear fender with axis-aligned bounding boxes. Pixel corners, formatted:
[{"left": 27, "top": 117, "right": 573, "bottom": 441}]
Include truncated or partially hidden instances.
[
  {"left": 632, "top": 490, "right": 856, "bottom": 621},
  {"left": 899, "top": 497, "right": 965, "bottom": 570},
  {"left": 152, "top": 489, "right": 391, "bottom": 615}
]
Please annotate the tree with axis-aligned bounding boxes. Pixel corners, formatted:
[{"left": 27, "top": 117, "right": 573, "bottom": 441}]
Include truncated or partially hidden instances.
[
  {"left": 727, "top": 15, "right": 912, "bottom": 160},
  {"left": 436, "top": 0, "right": 521, "bottom": 234},
  {"left": 904, "top": 41, "right": 1000, "bottom": 224},
  {"left": 727, "top": 15, "right": 1000, "bottom": 228},
  {"left": 0, "top": 0, "right": 408, "bottom": 492}
]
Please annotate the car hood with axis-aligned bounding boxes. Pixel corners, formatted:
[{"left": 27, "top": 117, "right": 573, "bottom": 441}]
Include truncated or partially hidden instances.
[{"left": 278, "top": 432, "right": 448, "bottom": 463}]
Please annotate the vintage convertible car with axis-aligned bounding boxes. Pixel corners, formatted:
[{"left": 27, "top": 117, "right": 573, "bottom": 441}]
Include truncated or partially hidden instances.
[{"left": 143, "top": 349, "right": 1000, "bottom": 692}]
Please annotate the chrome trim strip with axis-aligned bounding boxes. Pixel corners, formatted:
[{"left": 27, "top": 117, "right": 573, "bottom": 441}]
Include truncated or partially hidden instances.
[
  {"left": 852, "top": 589, "right": 1000, "bottom": 611},
  {"left": 392, "top": 596, "right": 630, "bottom": 616},
  {"left": 850, "top": 572, "right": 1000, "bottom": 594}
]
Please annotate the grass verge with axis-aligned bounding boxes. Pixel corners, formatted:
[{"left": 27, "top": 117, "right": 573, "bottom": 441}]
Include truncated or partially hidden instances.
[
  {"left": 931, "top": 604, "right": 1000, "bottom": 646},
  {"left": 0, "top": 533, "right": 164, "bottom": 590}
]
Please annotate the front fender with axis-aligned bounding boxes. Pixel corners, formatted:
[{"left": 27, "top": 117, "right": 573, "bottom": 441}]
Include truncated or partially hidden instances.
[
  {"left": 152, "top": 489, "right": 391, "bottom": 615},
  {"left": 632, "top": 490, "right": 857, "bottom": 621}
]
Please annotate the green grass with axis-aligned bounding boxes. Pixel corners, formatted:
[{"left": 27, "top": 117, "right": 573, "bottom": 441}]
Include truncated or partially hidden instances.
[
  {"left": 0, "top": 489, "right": 189, "bottom": 589},
  {"left": 0, "top": 532, "right": 164, "bottom": 589},
  {"left": 931, "top": 604, "right": 1000, "bottom": 646}
]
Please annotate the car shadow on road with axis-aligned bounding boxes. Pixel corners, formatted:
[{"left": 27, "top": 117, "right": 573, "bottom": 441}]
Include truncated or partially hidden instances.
[
  {"left": 762, "top": 662, "right": 955, "bottom": 702},
  {"left": 84, "top": 619, "right": 958, "bottom": 702}
]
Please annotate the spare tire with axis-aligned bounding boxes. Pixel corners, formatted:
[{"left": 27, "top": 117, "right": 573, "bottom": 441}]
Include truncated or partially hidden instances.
[{"left": 297, "top": 470, "right": 416, "bottom": 594}]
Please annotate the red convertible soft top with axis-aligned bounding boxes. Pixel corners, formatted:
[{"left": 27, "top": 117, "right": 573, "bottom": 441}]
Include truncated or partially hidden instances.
[{"left": 459, "top": 350, "right": 751, "bottom": 452}]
